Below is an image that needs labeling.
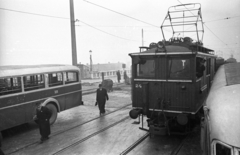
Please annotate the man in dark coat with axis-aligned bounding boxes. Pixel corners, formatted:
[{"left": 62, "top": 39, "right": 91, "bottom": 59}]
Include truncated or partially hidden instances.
[
  {"left": 96, "top": 84, "right": 109, "bottom": 115},
  {"left": 117, "top": 70, "right": 121, "bottom": 83},
  {"left": 35, "top": 105, "right": 52, "bottom": 143}
]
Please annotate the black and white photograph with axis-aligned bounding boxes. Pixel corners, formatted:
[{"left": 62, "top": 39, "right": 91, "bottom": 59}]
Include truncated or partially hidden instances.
[{"left": 0, "top": 0, "right": 239, "bottom": 155}]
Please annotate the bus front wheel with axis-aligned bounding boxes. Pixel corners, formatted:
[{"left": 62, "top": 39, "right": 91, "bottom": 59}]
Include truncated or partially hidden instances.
[{"left": 46, "top": 103, "right": 58, "bottom": 125}]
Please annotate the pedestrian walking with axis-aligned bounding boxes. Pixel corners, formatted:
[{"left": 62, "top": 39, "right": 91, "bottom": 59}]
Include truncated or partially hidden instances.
[
  {"left": 96, "top": 84, "right": 109, "bottom": 115},
  {"left": 34, "top": 105, "right": 52, "bottom": 143},
  {"left": 117, "top": 70, "right": 121, "bottom": 83}
]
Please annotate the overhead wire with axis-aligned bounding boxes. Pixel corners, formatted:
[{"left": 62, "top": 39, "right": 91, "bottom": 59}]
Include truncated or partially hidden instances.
[
  {"left": 0, "top": 7, "right": 141, "bottom": 42},
  {"left": 0, "top": 7, "right": 69, "bottom": 20},
  {"left": 176, "top": 0, "right": 235, "bottom": 52},
  {"left": 75, "top": 19, "right": 140, "bottom": 42},
  {"left": 204, "top": 16, "right": 240, "bottom": 23}
]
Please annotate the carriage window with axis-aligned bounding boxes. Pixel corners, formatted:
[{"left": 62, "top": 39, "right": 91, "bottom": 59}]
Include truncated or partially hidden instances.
[
  {"left": 48, "top": 72, "right": 63, "bottom": 87},
  {"left": 65, "top": 72, "right": 78, "bottom": 84},
  {"left": 169, "top": 58, "right": 191, "bottom": 79},
  {"left": 137, "top": 59, "right": 155, "bottom": 78},
  {"left": 216, "top": 143, "right": 232, "bottom": 155},
  {"left": 206, "top": 58, "right": 210, "bottom": 75},
  {"left": 0, "top": 77, "right": 22, "bottom": 95},
  {"left": 24, "top": 74, "right": 45, "bottom": 91}
]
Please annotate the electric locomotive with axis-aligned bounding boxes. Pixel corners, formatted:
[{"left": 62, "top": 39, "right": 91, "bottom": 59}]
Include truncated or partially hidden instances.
[{"left": 129, "top": 3, "right": 217, "bottom": 135}]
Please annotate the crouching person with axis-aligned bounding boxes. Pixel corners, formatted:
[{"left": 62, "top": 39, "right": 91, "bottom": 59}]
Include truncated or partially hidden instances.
[{"left": 34, "top": 105, "right": 52, "bottom": 143}]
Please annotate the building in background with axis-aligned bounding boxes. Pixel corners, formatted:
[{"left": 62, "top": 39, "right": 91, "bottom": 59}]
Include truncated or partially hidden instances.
[{"left": 77, "top": 62, "right": 131, "bottom": 79}]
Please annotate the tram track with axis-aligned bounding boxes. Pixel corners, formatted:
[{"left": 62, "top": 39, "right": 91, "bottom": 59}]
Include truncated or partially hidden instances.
[
  {"left": 53, "top": 116, "right": 130, "bottom": 155},
  {"left": 6, "top": 85, "right": 131, "bottom": 155},
  {"left": 7, "top": 104, "right": 131, "bottom": 155},
  {"left": 170, "top": 134, "right": 189, "bottom": 155},
  {"left": 120, "top": 133, "right": 150, "bottom": 155}
]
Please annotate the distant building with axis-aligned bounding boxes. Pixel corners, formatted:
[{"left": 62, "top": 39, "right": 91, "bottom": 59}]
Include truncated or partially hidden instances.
[
  {"left": 77, "top": 62, "right": 131, "bottom": 79},
  {"left": 76, "top": 64, "right": 91, "bottom": 79},
  {"left": 225, "top": 57, "right": 237, "bottom": 63}
]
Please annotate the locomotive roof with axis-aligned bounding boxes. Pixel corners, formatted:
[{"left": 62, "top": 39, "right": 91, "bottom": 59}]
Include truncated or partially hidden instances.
[
  {"left": 206, "top": 62, "right": 240, "bottom": 147},
  {"left": 0, "top": 64, "right": 80, "bottom": 78},
  {"left": 129, "top": 44, "right": 215, "bottom": 57}
]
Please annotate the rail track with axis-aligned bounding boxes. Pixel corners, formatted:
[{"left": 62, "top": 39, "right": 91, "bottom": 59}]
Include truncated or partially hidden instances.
[
  {"left": 5, "top": 84, "right": 130, "bottom": 155},
  {"left": 6, "top": 104, "right": 131, "bottom": 155},
  {"left": 53, "top": 116, "right": 130, "bottom": 155}
]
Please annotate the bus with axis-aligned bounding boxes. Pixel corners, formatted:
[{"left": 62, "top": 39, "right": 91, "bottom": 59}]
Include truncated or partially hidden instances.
[{"left": 0, "top": 64, "right": 83, "bottom": 139}]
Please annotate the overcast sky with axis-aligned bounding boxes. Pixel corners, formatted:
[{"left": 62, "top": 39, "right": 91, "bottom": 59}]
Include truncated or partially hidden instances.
[{"left": 0, "top": 0, "right": 239, "bottom": 66}]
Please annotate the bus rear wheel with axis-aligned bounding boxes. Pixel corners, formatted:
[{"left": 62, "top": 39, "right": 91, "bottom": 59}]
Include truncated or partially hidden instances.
[{"left": 46, "top": 103, "right": 58, "bottom": 125}]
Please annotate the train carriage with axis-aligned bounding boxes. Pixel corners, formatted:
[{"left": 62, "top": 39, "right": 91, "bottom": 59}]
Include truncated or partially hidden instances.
[
  {"left": 129, "top": 3, "right": 217, "bottom": 135},
  {"left": 201, "top": 62, "right": 240, "bottom": 155}
]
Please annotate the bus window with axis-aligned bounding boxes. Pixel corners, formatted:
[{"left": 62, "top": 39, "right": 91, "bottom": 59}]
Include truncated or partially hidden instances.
[
  {"left": 65, "top": 72, "right": 78, "bottom": 84},
  {"left": 24, "top": 74, "right": 45, "bottom": 91},
  {"left": 137, "top": 59, "right": 155, "bottom": 78},
  {"left": 0, "top": 77, "right": 22, "bottom": 95},
  {"left": 169, "top": 58, "right": 191, "bottom": 79},
  {"left": 48, "top": 73, "right": 63, "bottom": 87}
]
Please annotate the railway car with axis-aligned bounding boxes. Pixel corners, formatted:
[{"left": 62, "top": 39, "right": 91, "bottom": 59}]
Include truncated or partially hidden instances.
[
  {"left": 201, "top": 62, "right": 240, "bottom": 155},
  {"left": 129, "top": 3, "right": 217, "bottom": 135}
]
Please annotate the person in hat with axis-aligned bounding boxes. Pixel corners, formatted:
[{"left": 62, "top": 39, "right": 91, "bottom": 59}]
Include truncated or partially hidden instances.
[
  {"left": 96, "top": 84, "right": 109, "bottom": 115},
  {"left": 34, "top": 105, "right": 52, "bottom": 143},
  {"left": 196, "top": 58, "right": 206, "bottom": 78}
]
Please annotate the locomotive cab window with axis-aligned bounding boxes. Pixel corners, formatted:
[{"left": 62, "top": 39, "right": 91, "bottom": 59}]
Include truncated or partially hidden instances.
[
  {"left": 168, "top": 58, "right": 191, "bottom": 79},
  {"left": 136, "top": 59, "right": 155, "bottom": 78}
]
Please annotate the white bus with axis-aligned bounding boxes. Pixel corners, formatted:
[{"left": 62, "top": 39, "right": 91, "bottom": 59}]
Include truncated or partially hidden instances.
[{"left": 0, "top": 65, "right": 83, "bottom": 139}]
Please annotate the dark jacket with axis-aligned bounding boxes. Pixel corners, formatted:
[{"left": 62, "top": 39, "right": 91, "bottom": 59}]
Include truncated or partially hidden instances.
[
  {"left": 36, "top": 106, "right": 52, "bottom": 138},
  {"left": 96, "top": 88, "right": 109, "bottom": 103},
  {"left": 196, "top": 64, "right": 205, "bottom": 78}
]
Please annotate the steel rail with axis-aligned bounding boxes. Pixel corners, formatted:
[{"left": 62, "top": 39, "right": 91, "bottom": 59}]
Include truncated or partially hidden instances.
[
  {"left": 6, "top": 84, "right": 130, "bottom": 155},
  {"left": 120, "top": 132, "right": 150, "bottom": 155},
  {"left": 53, "top": 116, "right": 130, "bottom": 155}
]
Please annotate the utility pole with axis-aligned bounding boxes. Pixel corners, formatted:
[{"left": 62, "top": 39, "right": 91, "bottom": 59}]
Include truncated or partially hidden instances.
[
  {"left": 89, "top": 50, "right": 92, "bottom": 72},
  {"left": 142, "top": 29, "right": 144, "bottom": 46},
  {"left": 69, "top": 0, "right": 77, "bottom": 66}
]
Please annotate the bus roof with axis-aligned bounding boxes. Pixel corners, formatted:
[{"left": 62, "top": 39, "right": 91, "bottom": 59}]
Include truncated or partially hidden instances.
[{"left": 0, "top": 64, "right": 80, "bottom": 78}]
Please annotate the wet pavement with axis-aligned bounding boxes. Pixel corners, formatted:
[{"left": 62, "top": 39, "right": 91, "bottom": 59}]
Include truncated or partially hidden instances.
[{"left": 1, "top": 84, "right": 203, "bottom": 155}]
